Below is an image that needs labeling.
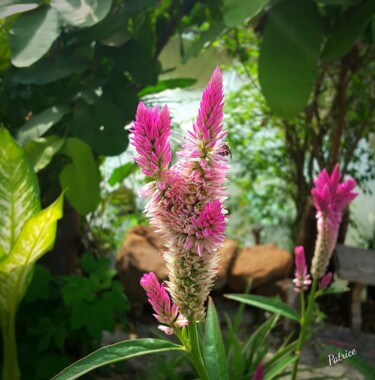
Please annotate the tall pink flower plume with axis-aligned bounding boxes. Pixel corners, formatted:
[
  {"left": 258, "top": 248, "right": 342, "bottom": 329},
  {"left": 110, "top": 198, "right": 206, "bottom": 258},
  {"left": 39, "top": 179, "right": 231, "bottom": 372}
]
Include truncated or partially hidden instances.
[
  {"left": 140, "top": 272, "right": 188, "bottom": 335},
  {"left": 131, "top": 68, "right": 228, "bottom": 321},
  {"left": 253, "top": 363, "right": 264, "bottom": 380},
  {"left": 319, "top": 272, "right": 333, "bottom": 289},
  {"left": 130, "top": 102, "right": 172, "bottom": 178},
  {"left": 311, "top": 164, "right": 358, "bottom": 278},
  {"left": 292, "top": 246, "right": 312, "bottom": 293}
]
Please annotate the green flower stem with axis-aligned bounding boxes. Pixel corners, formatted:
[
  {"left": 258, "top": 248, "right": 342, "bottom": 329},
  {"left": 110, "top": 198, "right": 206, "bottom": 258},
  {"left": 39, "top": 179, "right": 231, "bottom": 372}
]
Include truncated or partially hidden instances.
[
  {"left": 291, "top": 278, "right": 318, "bottom": 380},
  {"left": 187, "top": 322, "right": 210, "bottom": 380},
  {"left": 2, "top": 312, "right": 20, "bottom": 380}
]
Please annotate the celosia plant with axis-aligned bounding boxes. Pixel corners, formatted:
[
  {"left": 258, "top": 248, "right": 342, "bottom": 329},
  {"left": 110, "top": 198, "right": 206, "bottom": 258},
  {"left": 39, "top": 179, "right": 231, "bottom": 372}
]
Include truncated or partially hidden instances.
[{"left": 131, "top": 67, "right": 228, "bottom": 324}]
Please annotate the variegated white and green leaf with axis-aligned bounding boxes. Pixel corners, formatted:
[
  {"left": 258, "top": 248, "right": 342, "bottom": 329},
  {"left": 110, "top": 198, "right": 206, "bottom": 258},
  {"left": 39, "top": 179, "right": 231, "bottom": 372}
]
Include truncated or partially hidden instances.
[
  {"left": 0, "top": 193, "right": 63, "bottom": 316},
  {"left": 0, "top": 128, "right": 40, "bottom": 260}
]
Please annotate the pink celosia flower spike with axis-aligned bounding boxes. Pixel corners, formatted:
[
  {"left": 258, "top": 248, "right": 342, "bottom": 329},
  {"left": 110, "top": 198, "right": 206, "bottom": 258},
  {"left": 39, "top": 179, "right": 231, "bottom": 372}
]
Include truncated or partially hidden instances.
[
  {"left": 311, "top": 164, "right": 358, "bottom": 279},
  {"left": 130, "top": 102, "right": 172, "bottom": 179},
  {"left": 293, "top": 246, "right": 312, "bottom": 293},
  {"left": 140, "top": 272, "right": 188, "bottom": 335},
  {"left": 134, "top": 68, "right": 228, "bottom": 322},
  {"left": 319, "top": 272, "right": 333, "bottom": 289}
]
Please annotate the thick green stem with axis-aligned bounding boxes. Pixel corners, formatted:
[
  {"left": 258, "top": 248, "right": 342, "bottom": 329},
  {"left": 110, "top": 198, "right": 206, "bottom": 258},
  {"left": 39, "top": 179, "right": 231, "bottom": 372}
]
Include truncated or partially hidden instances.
[
  {"left": 291, "top": 278, "right": 318, "bottom": 380},
  {"left": 2, "top": 313, "right": 20, "bottom": 380},
  {"left": 187, "top": 322, "right": 210, "bottom": 380}
]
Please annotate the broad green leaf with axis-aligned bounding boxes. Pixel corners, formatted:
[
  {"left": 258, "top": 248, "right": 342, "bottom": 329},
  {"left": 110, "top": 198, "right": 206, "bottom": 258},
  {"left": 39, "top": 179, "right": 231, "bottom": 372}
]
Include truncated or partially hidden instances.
[
  {"left": 70, "top": 99, "right": 129, "bottom": 156},
  {"left": 138, "top": 78, "right": 197, "bottom": 97},
  {"left": 51, "top": 339, "right": 186, "bottom": 380},
  {"left": 108, "top": 163, "right": 137, "bottom": 186},
  {"left": 51, "top": 0, "right": 112, "bottom": 28},
  {"left": 10, "top": 6, "right": 61, "bottom": 67},
  {"left": 0, "top": 127, "right": 40, "bottom": 260},
  {"left": 264, "top": 355, "right": 297, "bottom": 380},
  {"left": 6, "top": 55, "right": 85, "bottom": 85},
  {"left": 0, "top": 194, "right": 63, "bottom": 315},
  {"left": 225, "top": 294, "right": 300, "bottom": 322},
  {"left": 321, "top": 0, "right": 375, "bottom": 62},
  {"left": 224, "top": 0, "right": 270, "bottom": 27},
  {"left": 0, "top": 3, "right": 40, "bottom": 19},
  {"left": 258, "top": 0, "right": 323, "bottom": 118},
  {"left": 183, "top": 22, "right": 226, "bottom": 63},
  {"left": 17, "top": 106, "right": 69, "bottom": 144},
  {"left": 25, "top": 135, "right": 64, "bottom": 172},
  {"left": 58, "top": 138, "right": 100, "bottom": 215},
  {"left": 204, "top": 298, "right": 229, "bottom": 380}
]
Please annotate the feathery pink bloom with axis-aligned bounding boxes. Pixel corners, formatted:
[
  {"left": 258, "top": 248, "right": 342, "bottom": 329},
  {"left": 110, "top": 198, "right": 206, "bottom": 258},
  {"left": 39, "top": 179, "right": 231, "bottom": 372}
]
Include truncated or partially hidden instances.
[
  {"left": 253, "top": 363, "right": 264, "bottom": 380},
  {"left": 132, "top": 68, "right": 228, "bottom": 321},
  {"left": 292, "top": 246, "right": 312, "bottom": 293},
  {"left": 319, "top": 272, "right": 333, "bottom": 289},
  {"left": 130, "top": 102, "right": 172, "bottom": 178},
  {"left": 140, "top": 272, "right": 188, "bottom": 335},
  {"left": 311, "top": 164, "right": 358, "bottom": 278}
]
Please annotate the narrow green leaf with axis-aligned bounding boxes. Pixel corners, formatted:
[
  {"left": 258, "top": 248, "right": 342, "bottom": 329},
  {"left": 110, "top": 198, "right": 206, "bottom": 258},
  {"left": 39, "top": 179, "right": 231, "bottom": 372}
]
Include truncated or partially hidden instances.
[
  {"left": 225, "top": 294, "right": 300, "bottom": 322},
  {"left": 17, "top": 106, "right": 69, "bottom": 144},
  {"left": 263, "top": 341, "right": 297, "bottom": 371},
  {"left": 0, "top": 127, "right": 40, "bottom": 260},
  {"left": 0, "top": 194, "right": 63, "bottom": 315},
  {"left": 258, "top": 0, "right": 323, "bottom": 117},
  {"left": 51, "top": 0, "right": 112, "bottom": 28},
  {"left": 321, "top": 0, "right": 375, "bottom": 63},
  {"left": 10, "top": 6, "right": 61, "bottom": 67},
  {"left": 25, "top": 135, "right": 64, "bottom": 172},
  {"left": 0, "top": 27, "right": 11, "bottom": 71},
  {"left": 0, "top": 3, "right": 40, "bottom": 19},
  {"left": 264, "top": 355, "right": 297, "bottom": 380},
  {"left": 224, "top": 0, "right": 270, "bottom": 27},
  {"left": 51, "top": 338, "right": 185, "bottom": 380},
  {"left": 316, "top": 286, "right": 349, "bottom": 297},
  {"left": 138, "top": 78, "right": 197, "bottom": 97},
  {"left": 204, "top": 298, "right": 229, "bottom": 380},
  {"left": 372, "top": 17, "right": 375, "bottom": 45},
  {"left": 58, "top": 138, "right": 100, "bottom": 215}
]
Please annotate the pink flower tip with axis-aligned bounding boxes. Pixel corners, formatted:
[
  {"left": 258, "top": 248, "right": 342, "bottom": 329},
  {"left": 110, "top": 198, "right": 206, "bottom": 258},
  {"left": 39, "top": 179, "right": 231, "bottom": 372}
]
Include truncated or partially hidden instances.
[
  {"left": 319, "top": 272, "right": 333, "bottom": 289},
  {"left": 253, "top": 363, "right": 264, "bottom": 380},
  {"left": 293, "top": 246, "right": 311, "bottom": 293}
]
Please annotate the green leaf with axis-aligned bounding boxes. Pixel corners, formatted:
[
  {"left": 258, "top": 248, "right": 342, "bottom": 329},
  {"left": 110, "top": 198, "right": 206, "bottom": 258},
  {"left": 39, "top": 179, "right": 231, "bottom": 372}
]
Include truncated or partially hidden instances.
[
  {"left": 264, "top": 355, "right": 297, "bottom": 380},
  {"left": 108, "top": 163, "right": 137, "bottom": 186},
  {"left": 224, "top": 0, "right": 270, "bottom": 27},
  {"left": 316, "top": 286, "right": 349, "bottom": 297},
  {"left": 321, "top": 0, "right": 375, "bottom": 62},
  {"left": 0, "top": 3, "right": 40, "bottom": 19},
  {"left": 51, "top": 339, "right": 186, "bottom": 380},
  {"left": 0, "top": 127, "right": 40, "bottom": 260},
  {"left": 6, "top": 55, "right": 85, "bottom": 85},
  {"left": 25, "top": 135, "right": 64, "bottom": 172},
  {"left": 0, "top": 27, "right": 11, "bottom": 71},
  {"left": 58, "top": 138, "right": 100, "bottom": 215},
  {"left": 0, "top": 194, "right": 63, "bottom": 315},
  {"left": 183, "top": 22, "right": 226, "bottom": 63},
  {"left": 258, "top": 0, "right": 323, "bottom": 118},
  {"left": 17, "top": 106, "right": 69, "bottom": 144},
  {"left": 372, "top": 17, "right": 375, "bottom": 44},
  {"left": 10, "top": 6, "right": 61, "bottom": 67},
  {"left": 263, "top": 341, "right": 297, "bottom": 371},
  {"left": 225, "top": 294, "right": 300, "bottom": 322},
  {"left": 70, "top": 99, "right": 129, "bottom": 156},
  {"left": 138, "top": 78, "right": 197, "bottom": 97},
  {"left": 51, "top": 0, "right": 112, "bottom": 28},
  {"left": 204, "top": 298, "right": 229, "bottom": 380}
]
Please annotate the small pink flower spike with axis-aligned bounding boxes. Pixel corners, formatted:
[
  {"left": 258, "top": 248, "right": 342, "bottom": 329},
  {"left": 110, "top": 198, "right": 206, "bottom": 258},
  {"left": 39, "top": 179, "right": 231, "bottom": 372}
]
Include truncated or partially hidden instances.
[
  {"left": 293, "top": 246, "right": 312, "bottom": 293},
  {"left": 319, "top": 272, "right": 333, "bottom": 289},
  {"left": 140, "top": 272, "right": 188, "bottom": 334},
  {"left": 130, "top": 102, "right": 172, "bottom": 178},
  {"left": 311, "top": 164, "right": 358, "bottom": 278},
  {"left": 253, "top": 363, "right": 264, "bottom": 380}
]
